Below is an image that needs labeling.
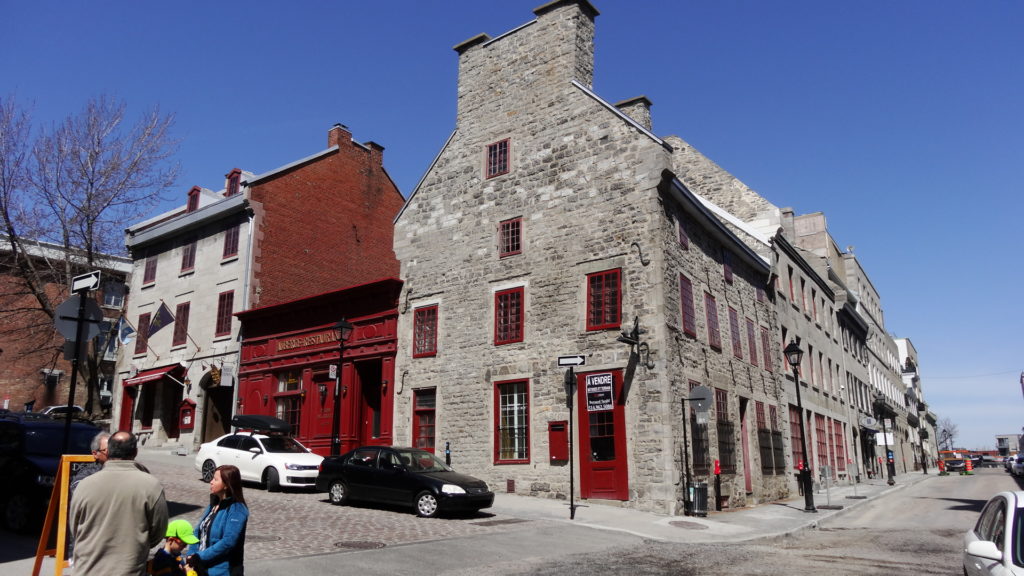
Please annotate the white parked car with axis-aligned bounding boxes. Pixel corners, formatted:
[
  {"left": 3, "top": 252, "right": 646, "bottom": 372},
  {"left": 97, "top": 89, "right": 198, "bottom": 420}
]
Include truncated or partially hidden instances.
[
  {"left": 964, "top": 491, "right": 1024, "bottom": 575},
  {"left": 194, "top": 415, "right": 323, "bottom": 491}
]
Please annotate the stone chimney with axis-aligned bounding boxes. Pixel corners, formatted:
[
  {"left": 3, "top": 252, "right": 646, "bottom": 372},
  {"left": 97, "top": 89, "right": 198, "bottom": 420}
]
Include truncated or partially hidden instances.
[
  {"left": 454, "top": 0, "right": 599, "bottom": 124},
  {"left": 615, "top": 96, "right": 652, "bottom": 131},
  {"left": 327, "top": 123, "right": 351, "bottom": 148}
]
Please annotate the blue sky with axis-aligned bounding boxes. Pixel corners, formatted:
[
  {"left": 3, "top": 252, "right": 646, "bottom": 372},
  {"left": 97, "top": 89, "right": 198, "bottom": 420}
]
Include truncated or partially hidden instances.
[{"left": 3, "top": 1, "right": 1021, "bottom": 450}]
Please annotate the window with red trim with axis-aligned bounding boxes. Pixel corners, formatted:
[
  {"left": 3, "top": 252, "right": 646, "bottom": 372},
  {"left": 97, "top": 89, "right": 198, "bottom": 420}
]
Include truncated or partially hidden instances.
[
  {"left": 486, "top": 139, "right": 509, "bottom": 178},
  {"left": 586, "top": 269, "right": 620, "bottom": 331},
  {"left": 143, "top": 256, "right": 157, "bottom": 285},
  {"left": 172, "top": 302, "right": 190, "bottom": 347},
  {"left": 815, "top": 414, "right": 828, "bottom": 469},
  {"left": 746, "top": 318, "right": 758, "bottom": 366},
  {"left": 223, "top": 224, "right": 240, "bottom": 259},
  {"left": 704, "top": 292, "right": 721, "bottom": 350},
  {"left": 680, "top": 274, "right": 696, "bottom": 337},
  {"left": 412, "top": 388, "right": 436, "bottom": 452},
  {"left": 678, "top": 216, "right": 689, "bottom": 249},
  {"left": 760, "top": 326, "right": 772, "bottom": 371},
  {"left": 494, "top": 379, "right": 529, "bottom": 463},
  {"left": 833, "top": 419, "right": 846, "bottom": 471},
  {"left": 226, "top": 168, "right": 241, "bottom": 197},
  {"left": 181, "top": 239, "right": 196, "bottom": 272},
  {"left": 494, "top": 287, "right": 524, "bottom": 345},
  {"left": 723, "top": 252, "right": 733, "bottom": 284},
  {"left": 715, "top": 388, "right": 736, "bottom": 473},
  {"left": 186, "top": 186, "right": 201, "bottom": 212},
  {"left": 728, "top": 306, "right": 742, "bottom": 358},
  {"left": 787, "top": 266, "right": 795, "bottom": 301},
  {"left": 790, "top": 405, "right": 805, "bottom": 470},
  {"left": 215, "top": 291, "right": 234, "bottom": 337},
  {"left": 135, "top": 313, "right": 150, "bottom": 355},
  {"left": 413, "top": 305, "right": 438, "bottom": 357},
  {"left": 498, "top": 218, "right": 521, "bottom": 257}
]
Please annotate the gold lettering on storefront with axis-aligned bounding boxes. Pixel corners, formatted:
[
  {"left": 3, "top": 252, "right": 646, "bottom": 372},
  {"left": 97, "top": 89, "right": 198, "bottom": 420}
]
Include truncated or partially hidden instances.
[{"left": 277, "top": 332, "right": 335, "bottom": 352}]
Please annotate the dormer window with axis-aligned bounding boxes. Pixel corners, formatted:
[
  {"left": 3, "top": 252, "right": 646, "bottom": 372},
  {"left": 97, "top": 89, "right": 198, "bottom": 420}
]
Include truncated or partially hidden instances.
[
  {"left": 226, "top": 168, "right": 242, "bottom": 197},
  {"left": 186, "top": 186, "right": 201, "bottom": 213}
]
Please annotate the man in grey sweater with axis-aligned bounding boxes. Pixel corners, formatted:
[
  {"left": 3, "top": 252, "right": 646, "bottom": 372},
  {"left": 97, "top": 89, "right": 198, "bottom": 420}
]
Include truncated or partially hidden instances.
[{"left": 70, "top": 430, "right": 168, "bottom": 575}]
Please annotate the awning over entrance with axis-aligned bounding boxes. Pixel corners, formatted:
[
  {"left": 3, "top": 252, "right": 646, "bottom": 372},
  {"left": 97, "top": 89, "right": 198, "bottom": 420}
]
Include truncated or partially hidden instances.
[{"left": 123, "top": 364, "right": 185, "bottom": 387}]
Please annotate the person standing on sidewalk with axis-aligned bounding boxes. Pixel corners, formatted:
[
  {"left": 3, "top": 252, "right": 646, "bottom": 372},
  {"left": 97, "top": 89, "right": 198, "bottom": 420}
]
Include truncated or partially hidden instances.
[
  {"left": 70, "top": 430, "right": 110, "bottom": 495},
  {"left": 188, "top": 464, "right": 249, "bottom": 576},
  {"left": 70, "top": 430, "right": 169, "bottom": 576}
]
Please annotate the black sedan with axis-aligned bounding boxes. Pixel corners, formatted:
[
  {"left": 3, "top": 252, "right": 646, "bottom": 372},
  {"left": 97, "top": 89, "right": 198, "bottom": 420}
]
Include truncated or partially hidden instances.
[{"left": 315, "top": 446, "right": 494, "bottom": 518}]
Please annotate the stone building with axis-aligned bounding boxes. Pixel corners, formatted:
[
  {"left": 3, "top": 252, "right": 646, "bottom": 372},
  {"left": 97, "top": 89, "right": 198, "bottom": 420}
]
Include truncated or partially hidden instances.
[
  {"left": 118, "top": 168, "right": 254, "bottom": 449},
  {"left": 116, "top": 124, "right": 404, "bottom": 452},
  {"left": 392, "top": 0, "right": 790, "bottom": 514}
]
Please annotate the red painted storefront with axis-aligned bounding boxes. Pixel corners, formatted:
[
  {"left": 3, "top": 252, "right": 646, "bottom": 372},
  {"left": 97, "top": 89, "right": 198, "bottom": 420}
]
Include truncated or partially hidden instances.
[{"left": 236, "top": 279, "right": 400, "bottom": 456}]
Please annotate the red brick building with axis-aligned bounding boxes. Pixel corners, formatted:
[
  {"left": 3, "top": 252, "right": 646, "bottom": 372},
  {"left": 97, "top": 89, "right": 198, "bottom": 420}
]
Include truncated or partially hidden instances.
[
  {"left": 0, "top": 241, "right": 129, "bottom": 415},
  {"left": 246, "top": 124, "right": 402, "bottom": 309},
  {"left": 234, "top": 124, "right": 404, "bottom": 454},
  {"left": 116, "top": 124, "right": 404, "bottom": 452}
]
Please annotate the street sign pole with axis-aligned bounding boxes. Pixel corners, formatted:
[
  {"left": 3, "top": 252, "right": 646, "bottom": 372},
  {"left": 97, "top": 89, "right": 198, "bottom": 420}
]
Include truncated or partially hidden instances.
[
  {"left": 62, "top": 293, "right": 89, "bottom": 453},
  {"left": 565, "top": 366, "right": 577, "bottom": 520}
]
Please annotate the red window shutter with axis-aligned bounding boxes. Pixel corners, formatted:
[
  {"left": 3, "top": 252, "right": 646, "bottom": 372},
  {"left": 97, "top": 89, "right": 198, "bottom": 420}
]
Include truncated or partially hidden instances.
[{"left": 586, "top": 269, "right": 621, "bottom": 331}]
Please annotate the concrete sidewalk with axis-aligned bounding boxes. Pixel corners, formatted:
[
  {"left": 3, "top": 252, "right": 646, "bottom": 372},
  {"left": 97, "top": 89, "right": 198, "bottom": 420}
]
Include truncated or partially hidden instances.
[{"left": 488, "top": 471, "right": 934, "bottom": 544}]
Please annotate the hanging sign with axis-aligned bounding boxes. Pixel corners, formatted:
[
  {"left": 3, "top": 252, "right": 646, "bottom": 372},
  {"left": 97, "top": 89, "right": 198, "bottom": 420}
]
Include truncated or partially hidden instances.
[{"left": 585, "top": 372, "right": 614, "bottom": 412}]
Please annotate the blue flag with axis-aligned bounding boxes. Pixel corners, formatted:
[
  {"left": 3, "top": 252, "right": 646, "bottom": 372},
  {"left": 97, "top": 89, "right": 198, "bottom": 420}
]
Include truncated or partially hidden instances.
[
  {"left": 117, "top": 316, "right": 136, "bottom": 345},
  {"left": 148, "top": 302, "right": 175, "bottom": 337}
]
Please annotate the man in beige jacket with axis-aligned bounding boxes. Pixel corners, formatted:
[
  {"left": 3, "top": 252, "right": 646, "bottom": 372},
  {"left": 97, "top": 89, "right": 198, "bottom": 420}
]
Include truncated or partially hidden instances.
[{"left": 70, "top": 430, "right": 168, "bottom": 575}]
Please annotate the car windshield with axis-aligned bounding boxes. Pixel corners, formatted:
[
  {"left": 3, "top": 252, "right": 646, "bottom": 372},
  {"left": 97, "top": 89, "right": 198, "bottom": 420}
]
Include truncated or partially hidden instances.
[
  {"left": 23, "top": 427, "right": 95, "bottom": 455},
  {"left": 394, "top": 448, "right": 452, "bottom": 472},
  {"left": 260, "top": 436, "right": 308, "bottom": 453}
]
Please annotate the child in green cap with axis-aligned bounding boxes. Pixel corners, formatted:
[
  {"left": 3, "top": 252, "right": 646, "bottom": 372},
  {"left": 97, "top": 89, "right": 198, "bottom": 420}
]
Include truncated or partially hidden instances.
[{"left": 150, "top": 519, "right": 200, "bottom": 576}]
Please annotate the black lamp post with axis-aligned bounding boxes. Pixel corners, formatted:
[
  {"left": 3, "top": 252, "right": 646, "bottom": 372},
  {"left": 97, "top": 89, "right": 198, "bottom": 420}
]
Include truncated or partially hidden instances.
[
  {"left": 783, "top": 339, "right": 816, "bottom": 513},
  {"left": 873, "top": 394, "right": 896, "bottom": 486},
  {"left": 331, "top": 319, "right": 354, "bottom": 456}
]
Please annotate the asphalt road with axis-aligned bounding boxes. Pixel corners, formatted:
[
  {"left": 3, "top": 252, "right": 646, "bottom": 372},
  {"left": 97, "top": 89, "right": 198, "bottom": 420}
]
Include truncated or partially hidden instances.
[{"left": 10, "top": 453, "right": 1020, "bottom": 575}]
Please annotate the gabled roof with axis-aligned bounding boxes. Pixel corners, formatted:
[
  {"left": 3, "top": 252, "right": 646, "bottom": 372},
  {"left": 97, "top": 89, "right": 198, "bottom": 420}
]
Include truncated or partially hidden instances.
[{"left": 659, "top": 170, "right": 770, "bottom": 274}]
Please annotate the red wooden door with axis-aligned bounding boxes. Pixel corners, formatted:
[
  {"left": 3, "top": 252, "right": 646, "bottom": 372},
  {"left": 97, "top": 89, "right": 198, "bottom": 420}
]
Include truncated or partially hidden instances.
[{"left": 576, "top": 370, "right": 628, "bottom": 500}]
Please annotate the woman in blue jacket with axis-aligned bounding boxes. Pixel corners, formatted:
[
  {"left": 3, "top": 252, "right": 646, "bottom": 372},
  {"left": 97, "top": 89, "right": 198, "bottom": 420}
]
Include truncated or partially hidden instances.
[{"left": 188, "top": 464, "right": 249, "bottom": 576}]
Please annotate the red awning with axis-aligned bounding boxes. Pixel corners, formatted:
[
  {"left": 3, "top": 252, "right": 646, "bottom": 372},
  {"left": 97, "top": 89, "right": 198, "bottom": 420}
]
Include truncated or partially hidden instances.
[{"left": 123, "top": 364, "right": 185, "bottom": 387}]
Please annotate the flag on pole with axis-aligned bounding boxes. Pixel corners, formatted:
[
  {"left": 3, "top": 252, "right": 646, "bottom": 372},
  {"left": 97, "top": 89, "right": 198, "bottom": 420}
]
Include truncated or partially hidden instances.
[
  {"left": 1020, "top": 371, "right": 1023, "bottom": 402},
  {"left": 148, "top": 302, "right": 175, "bottom": 337},
  {"left": 117, "top": 316, "right": 136, "bottom": 345}
]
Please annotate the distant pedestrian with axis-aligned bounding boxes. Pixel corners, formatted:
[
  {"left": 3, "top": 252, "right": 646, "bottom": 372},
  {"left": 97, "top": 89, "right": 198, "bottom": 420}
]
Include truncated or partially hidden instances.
[
  {"left": 70, "top": 430, "right": 169, "bottom": 576},
  {"left": 187, "top": 464, "right": 249, "bottom": 576}
]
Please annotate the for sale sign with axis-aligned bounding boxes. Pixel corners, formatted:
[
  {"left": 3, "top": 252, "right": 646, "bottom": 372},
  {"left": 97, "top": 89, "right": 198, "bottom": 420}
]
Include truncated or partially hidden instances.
[{"left": 585, "top": 372, "right": 614, "bottom": 412}]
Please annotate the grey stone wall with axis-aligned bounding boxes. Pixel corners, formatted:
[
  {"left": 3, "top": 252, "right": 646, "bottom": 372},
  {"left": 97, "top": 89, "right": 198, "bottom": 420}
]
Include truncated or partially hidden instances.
[{"left": 394, "top": 0, "right": 790, "bottom": 514}]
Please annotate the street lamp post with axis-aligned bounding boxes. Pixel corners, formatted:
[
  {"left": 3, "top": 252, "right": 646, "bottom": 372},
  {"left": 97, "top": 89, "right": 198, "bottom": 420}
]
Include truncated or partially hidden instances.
[
  {"left": 783, "top": 340, "right": 816, "bottom": 513},
  {"left": 874, "top": 394, "right": 896, "bottom": 486},
  {"left": 331, "top": 319, "right": 354, "bottom": 456}
]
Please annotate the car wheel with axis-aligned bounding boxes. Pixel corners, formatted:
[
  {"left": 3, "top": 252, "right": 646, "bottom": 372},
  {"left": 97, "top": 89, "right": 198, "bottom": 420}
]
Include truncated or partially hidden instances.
[
  {"left": 328, "top": 480, "right": 349, "bottom": 505},
  {"left": 415, "top": 491, "right": 439, "bottom": 518},
  {"left": 264, "top": 467, "right": 281, "bottom": 492},
  {"left": 201, "top": 459, "right": 217, "bottom": 483},
  {"left": 3, "top": 492, "right": 36, "bottom": 534}
]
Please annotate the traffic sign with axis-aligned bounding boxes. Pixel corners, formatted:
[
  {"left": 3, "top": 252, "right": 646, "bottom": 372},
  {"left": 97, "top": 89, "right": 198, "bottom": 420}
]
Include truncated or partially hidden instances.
[
  {"left": 71, "top": 270, "right": 101, "bottom": 293},
  {"left": 557, "top": 355, "right": 586, "bottom": 367},
  {"left": 54, "top": 295, "right": 103, "bottom": 341}
]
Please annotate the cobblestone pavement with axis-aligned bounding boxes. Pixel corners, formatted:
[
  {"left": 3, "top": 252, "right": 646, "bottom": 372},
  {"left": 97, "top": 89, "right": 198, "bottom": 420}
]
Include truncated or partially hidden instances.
[{"left": 142, "top": 453, "right": 518, "bottom": 562}]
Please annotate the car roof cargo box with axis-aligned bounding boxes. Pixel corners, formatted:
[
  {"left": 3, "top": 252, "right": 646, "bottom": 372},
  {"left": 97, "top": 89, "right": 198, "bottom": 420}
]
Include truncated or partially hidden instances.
[{"left": 230, "top": 414, "right": 291, "bottom": 435}]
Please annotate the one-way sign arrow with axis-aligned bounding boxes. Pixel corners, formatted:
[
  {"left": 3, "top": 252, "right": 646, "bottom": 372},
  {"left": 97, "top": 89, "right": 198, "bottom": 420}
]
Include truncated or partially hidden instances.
[{"left": 557, "top": 355, "right": 586, "bottom": 367}]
